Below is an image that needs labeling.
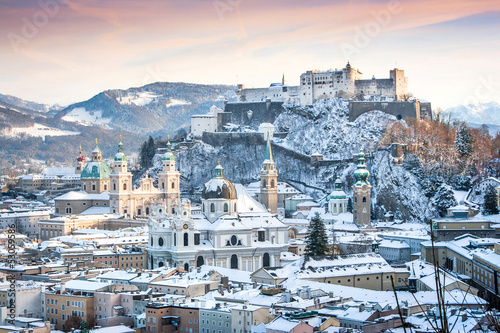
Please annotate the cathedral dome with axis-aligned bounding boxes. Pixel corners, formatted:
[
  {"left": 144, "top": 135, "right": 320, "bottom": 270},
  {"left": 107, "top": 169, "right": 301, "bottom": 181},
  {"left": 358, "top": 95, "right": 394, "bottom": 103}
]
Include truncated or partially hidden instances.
[
  {"left": 81, "top": 161, "right": 112, "bottom": 179},
  {"left": 202, "top": 162, "right": 237, "bottom": 200}
]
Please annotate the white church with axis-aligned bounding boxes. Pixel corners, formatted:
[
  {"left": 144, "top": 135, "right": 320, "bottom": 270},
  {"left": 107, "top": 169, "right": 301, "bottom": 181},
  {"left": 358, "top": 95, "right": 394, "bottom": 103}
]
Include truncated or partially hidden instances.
[{"left": 147, "top": 137, "right": 290, "bottom": 271}]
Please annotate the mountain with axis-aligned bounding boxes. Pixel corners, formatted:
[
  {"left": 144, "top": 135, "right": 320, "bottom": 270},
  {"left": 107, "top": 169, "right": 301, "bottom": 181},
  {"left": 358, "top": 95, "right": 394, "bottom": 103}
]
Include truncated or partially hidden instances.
[
  {"left": 0, "top": 103, "right": 145, "bottom": 173},
  {"left": 55, "top": 82, "right": 236, "bottom": 136},
  {"left": 442, "top": 101, "right": 500, "bottom": 126},
  {"left": 0, "top": 93, "right": 62, "bottom": 114}
]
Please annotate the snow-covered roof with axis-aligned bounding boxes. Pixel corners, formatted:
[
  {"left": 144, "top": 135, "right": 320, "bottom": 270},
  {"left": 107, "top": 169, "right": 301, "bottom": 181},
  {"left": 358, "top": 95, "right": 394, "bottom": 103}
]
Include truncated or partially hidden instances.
[
  {"left": 266, "top": 317, "right": 303, "bottom": 331},
  {"left": 378, "top": 239, "right": 410, "bottom": 249},
  {"left": 64, "top": 280, "right": 111, "bottom": 292}
]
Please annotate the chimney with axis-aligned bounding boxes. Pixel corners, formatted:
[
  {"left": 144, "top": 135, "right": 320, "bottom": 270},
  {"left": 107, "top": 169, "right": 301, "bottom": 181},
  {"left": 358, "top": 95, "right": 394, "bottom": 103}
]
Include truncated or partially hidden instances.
[
  {"left": 359, "top": 303, "right": 365, "bottom": 312},
  {"left": 284, "top": 290, "right": 290, "bottom": 303}
]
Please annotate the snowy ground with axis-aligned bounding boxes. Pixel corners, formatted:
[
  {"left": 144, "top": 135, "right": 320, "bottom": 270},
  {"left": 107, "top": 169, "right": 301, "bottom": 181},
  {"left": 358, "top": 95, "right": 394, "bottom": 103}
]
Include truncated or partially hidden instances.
[
  {"left": 117, "top": 91, "right": 160, "bottom": 106},
  {"left": 7, "top": 123, "right": 80, "bottom": 140},
  {"left": 62, "top": 107, "right": 111, "bottom": 126},
  {"left": 165, "top": 98, "right": 191, "bottom": 107}
]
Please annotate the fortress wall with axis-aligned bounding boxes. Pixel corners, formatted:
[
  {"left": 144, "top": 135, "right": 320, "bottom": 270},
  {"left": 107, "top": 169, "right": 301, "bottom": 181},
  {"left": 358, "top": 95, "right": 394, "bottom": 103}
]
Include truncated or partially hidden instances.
[
  {"left": 348, "top": 101, "right": 420, "bottom": 122},
  {"left": 225, "top": 101, "right": 285, "bottom": 128}
]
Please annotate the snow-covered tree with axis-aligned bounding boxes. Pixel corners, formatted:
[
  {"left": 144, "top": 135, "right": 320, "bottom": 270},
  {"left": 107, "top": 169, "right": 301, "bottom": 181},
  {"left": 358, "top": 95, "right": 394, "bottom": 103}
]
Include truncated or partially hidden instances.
[
  {"left": 347, "top": 197, "right": 353, "bottom": 213},
  {"left": 432, "top": 184, "right": 458, "bottom": 217},
  {"left": 455, "top": 124, "right": 474, "bottom": 158},
  {"left": 304, "top": 212, "right": 329, "bottom": 258},
  {"left": 483, "top": 185, "right": 499, "bottom": 215}
]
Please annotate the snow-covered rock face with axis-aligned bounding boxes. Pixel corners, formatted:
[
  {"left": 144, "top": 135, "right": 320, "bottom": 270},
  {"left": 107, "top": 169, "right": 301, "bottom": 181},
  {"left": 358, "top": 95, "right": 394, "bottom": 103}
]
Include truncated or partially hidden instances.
[{"left": 275, "top": 98, "right": 397, "bottom": 159}]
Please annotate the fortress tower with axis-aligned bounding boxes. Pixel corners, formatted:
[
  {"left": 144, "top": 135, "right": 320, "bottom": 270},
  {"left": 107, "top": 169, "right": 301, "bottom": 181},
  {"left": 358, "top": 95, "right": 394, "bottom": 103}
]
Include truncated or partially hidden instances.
[
  {"left": 260, "top": 135, "right": 278, "bottom": 214},
  {"left": 352, "top": 149, "right": 372, "bottom": 226}
]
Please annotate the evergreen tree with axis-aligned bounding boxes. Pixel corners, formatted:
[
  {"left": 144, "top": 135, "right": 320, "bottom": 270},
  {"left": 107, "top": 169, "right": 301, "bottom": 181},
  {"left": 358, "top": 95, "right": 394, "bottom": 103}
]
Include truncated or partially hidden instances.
[
  {"left": 432, "top": 184, "right": 458, "bottom": 217},
  {"left": 304, "top": 212, "right": 329, "bottom": 258},
  {"left": 455, "top": 124, "right": 474, "bottom": 158},
  {"left": 346, "top": 197, "right": 353, "bottom": 213},
  {"left": 139, "top": 136, "right": 156, "bottom": 169},
  {"left": 483, "top": 185, "right": 499, "bottom": 215}
]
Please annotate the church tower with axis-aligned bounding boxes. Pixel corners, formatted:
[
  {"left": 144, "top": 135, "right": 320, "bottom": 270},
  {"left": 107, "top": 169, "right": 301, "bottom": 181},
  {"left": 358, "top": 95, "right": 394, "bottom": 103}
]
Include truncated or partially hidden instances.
[
  {"left": 158, "top": 138, "right": 181, "bottom": 215},
  {"left": 260, "top": 135, "right": 278, "bottom": 214},
  {"left": 75, "top": 147, "right": 85, "bottom": 174},
  {"left": 352, "top": 149, "right": 372, "bottom": 226},
  {"left": 110, "top": 136, "right": 133, "bottom": 215}
]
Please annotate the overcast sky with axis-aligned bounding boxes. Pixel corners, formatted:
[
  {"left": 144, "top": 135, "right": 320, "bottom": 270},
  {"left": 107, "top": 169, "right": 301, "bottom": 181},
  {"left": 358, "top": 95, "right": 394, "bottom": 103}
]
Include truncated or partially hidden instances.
[{"left": 0, "top": 0, "right": 499, "bottom": 109}]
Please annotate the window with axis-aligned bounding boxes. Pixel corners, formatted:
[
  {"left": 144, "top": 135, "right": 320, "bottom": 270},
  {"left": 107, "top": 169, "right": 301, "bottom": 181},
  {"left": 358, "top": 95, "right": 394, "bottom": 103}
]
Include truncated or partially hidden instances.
[
  {"left": 172, "top": 182, "right": 175, "bottom": 189},
  {"left": 224, "top": 203, "right": 228, "bottom": 212},
  {"left": 210, "top": 203, "right": 215, "bottom": 212},
  {"left": 92, "top": 184, "right": 96, "bottom": 191},
  {"left": 123, "top": 183, "right": 127, "bottom": 190},
  {"left": 184, "top": 233, "right": 189, "bottom": 246}
]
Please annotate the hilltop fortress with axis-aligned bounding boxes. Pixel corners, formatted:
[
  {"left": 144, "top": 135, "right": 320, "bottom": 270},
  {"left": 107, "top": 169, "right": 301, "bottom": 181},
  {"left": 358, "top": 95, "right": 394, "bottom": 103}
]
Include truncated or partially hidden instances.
[
  {"left": 237, "top": 62, "right": 409, "bottom": 105},
  {"left": 191, "top": 63, "right": 432, "bottom": 139}
]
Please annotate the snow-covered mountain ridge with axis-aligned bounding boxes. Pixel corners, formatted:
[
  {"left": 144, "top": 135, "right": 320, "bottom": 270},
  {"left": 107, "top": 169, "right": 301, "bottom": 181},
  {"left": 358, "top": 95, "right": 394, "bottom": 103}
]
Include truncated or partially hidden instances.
[{"left": 442, "top": 101, "right": 500, "bottom": 126}]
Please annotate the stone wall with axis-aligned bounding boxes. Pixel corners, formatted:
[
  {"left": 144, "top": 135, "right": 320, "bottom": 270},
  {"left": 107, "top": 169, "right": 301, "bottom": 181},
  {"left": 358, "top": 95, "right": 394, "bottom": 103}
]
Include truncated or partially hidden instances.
[
  {"left": 349, "top": 101, "right": 420, "bottom": 122},
  {"left": 225, "top": 101, "right": 285, "bottom": 128}
]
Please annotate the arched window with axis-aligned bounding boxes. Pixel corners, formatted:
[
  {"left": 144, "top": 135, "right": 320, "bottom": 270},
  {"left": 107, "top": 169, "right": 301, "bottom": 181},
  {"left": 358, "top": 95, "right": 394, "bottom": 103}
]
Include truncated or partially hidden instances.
[
  {"left": 197, "top": 256, "right": 204, "bottom": 268},
  {"left": 104, "top": 184, "right": 107, "bottom": 191},
  {"left": 202, "top": 204, "right": 205, "bottom": 212},
  {"left": 158, "top": 262, "right": 164, "bottom": 267},
  {"left": 184, "top": 263, "right": 189, "bottom": 272},
  {"left": 92, "top": 184, "right": 96, "bottom": 191},
  {"left": 262, "top": 180, "right": 267, "bottom": 188},
  {"left": 66, "top": 207, "right": 72, "bottom": 214},
  {"left": 158, "top": 237, "right": 164, "bottom": 247},
  {"left": 146, "top": 207, "right": 150, "bottom": 215},
  {"left": 271, "top": 180, "right": 275, "bottom": 188},
  {"left": 362, "top": 197, "right": 366, "bottom": 203},
  {"left": 123, "top": 183, "right": 127, "bottom": 190},
  {"left": 113, "top": 183, "right": 116, "bottom": 191},
  {"left": 223, "top": 203, "right": 228, "bottom": 212},
  {"left": 162, "top": 182, "right": 164, "bottom": 189},
  {"left": 230, "top": 254, "right": 238, "bottom": 269},
  {"left": 150, "top": 237, "right": 153, "bottom": 246},
  {"left": 210, "top": 203, "right": 215, "bottom": 212},
  {"left": 83, "top": 184, "right": 86, "bottom": 191},
  {"left": 138, "top": 208, "right": 141, "bottom": 216},
  {"left": 171, "top": 182, "right": 175, "bottom": 189},
  {"left": 184, "top": 233, "right": 189, "bottom": 246},
  {"left": 174, "top": 233, "right": 176, "bottom": 246},
  {"left": 263, "top": 253, "right": 270, "bottom": 267}
]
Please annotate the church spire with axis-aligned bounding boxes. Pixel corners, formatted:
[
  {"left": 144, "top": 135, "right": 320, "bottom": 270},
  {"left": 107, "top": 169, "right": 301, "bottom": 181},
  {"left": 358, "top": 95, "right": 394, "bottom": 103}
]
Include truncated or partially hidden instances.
[{"left": 265, "top": 133, "right": 274, "bottom": 163}]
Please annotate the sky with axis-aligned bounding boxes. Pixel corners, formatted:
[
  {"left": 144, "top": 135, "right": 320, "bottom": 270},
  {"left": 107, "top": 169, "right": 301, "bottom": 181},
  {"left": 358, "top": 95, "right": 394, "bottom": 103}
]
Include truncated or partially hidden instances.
[{"left": 0, "top": 0, "right": 499, "bottom": 109}]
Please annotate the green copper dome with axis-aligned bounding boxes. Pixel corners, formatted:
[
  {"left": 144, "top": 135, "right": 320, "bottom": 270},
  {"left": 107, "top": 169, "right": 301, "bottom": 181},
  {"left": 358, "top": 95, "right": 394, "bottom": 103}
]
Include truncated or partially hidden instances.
[
  {"left": 114, "top": 137, "right": 127, "bottom": 162},
  {"left": 354, "top": 149, "right": 370, "bottom": 186},
  {"left": 162, "top": 140, "right": 175, "bottom": 161},
  {"left": 81, "top": 161, "right": 112, "bottom": 179},
  {"left": 329, "top": 177, "right": 346, "bottom": 200}
]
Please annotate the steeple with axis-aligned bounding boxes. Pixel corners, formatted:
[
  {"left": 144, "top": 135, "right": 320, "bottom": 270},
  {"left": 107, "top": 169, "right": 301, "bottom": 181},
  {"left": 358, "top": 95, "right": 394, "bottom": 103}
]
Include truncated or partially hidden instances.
[
  {"left": 264, "top": 134, "right": 274, "bottom": 163},
  {"left": 91, "top": 138, "right": 103, "bottom": 162},
  {"left": 352, "top": 148, "right": 372, "bottom": 226},
  {"left": 114, "top": 135, "right": 127, "bottom": 162},
  {"left": 214, "top": 158, "right": 224, "bottom": 178},
  {"left": 162, "top": 135, "right": 175, "bottom": 162},
  {"left": 260, "top": 135, "right": 278, "bottom": 214},
  {"left": 282, "top": 73, "right": 285, "bottom": 86}
]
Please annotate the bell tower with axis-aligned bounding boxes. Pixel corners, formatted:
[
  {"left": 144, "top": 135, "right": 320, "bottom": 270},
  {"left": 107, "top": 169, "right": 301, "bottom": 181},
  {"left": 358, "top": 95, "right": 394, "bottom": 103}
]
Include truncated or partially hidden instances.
[
  {"left": 352, "top": 149, "right": 372, "bottom": 226},
  {"left": 110, "top": 136, "right": 133, "bottom": 215},
  {"left": 260, "top": 134, "right": 278, "bottom": 214},
  {"left": 158, "top": 138, "right": 181, "bottom": 215}
]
